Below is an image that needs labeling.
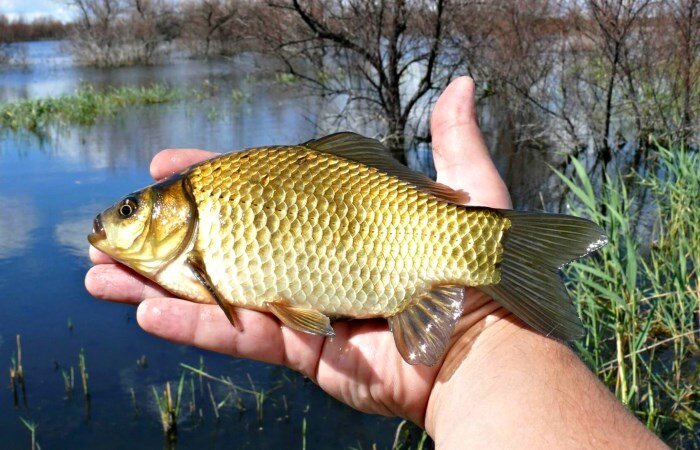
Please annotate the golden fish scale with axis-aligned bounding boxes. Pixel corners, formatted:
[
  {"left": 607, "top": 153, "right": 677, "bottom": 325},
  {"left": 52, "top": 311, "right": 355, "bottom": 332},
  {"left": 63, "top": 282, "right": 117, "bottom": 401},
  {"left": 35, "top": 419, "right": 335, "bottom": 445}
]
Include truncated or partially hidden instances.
[{"left": 187, "top": 146, "right": 508, "bottom": 318}]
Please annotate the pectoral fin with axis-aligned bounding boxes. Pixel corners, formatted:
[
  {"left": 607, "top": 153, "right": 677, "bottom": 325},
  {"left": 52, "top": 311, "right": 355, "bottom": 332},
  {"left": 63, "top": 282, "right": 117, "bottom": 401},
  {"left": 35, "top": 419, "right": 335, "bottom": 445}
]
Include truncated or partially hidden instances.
[
  {"left": 186, "top": 251, "right": 242, "bottom": 331},
  {"left": 388, "top": 285, "right": 465, "bottom": 366},
  {"left": 267, "top": 301, "right": 335, "bottom": 337}
]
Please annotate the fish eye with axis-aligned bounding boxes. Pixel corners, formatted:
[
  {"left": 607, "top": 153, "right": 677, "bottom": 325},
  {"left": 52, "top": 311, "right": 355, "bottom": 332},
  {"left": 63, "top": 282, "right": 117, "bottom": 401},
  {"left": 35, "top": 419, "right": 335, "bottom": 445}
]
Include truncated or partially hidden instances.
[{"left": 119, "top": 197, "right": 138, "bottom": 219}]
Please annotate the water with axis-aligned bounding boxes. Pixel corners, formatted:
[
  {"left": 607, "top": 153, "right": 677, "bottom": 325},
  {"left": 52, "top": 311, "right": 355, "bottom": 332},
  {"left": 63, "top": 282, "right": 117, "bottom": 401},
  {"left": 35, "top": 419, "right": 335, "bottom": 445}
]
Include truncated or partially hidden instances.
[{"left": 0, "top": 41, "right": 400, "bottom": 448}]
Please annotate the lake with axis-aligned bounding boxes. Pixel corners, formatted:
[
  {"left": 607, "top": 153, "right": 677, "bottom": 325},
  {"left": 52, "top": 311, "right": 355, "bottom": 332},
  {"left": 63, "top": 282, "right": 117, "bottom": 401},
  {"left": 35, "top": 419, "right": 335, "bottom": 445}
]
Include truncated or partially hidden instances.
[{"left": 0, "top": 41, "right": 402, "bottom": 449}]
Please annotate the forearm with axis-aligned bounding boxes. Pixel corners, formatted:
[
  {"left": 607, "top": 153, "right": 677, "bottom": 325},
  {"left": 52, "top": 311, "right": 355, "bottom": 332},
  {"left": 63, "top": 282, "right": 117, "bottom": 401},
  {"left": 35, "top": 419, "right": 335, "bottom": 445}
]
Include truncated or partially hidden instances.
[{"left": 425, "top": 309, "right": 667, "bottom": 449}]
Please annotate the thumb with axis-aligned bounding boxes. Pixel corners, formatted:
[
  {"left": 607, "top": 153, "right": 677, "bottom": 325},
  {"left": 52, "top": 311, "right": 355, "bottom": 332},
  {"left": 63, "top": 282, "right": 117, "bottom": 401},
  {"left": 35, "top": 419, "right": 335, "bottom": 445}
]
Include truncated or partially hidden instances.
[{"left": 431, "top": 77, "right": 511, "bottom": 208}]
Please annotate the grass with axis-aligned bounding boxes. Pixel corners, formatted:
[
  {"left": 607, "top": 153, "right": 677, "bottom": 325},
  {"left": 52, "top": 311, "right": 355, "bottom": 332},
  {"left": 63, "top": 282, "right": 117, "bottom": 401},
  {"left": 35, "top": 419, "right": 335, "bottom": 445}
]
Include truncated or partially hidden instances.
[
  {"left": 180, "top": 362, "right": 282, "bottom": 426},
  {"left": 145, "top": 362, "right": 284, "bottom": 443},
  {"left": 555, "top": 145, "right": 699, "bottom": 447},
  {"left": 9, "top": 334, "right": 27, "bottom": 408},
  {"left": 78, "top": 348, "right": 89, "bottom": 401},
  {"left": 61, "top": 367, "right": 74, "bottom": 399},
  {"left": 0, "top": 83, "right": 180, "bottom": 131},
  {"left": 207, "top": 382, "right": 230, "bottom": 420},
  {"left": 302, "top": 416, "right": 307, "bottom": 450},
  {"left": 19, "top": 417, "right": 40, "bottom": 450},
  {"left": 78, "top": 348, "right": 91, "bottom": 420},
  {"left": 0, "top": 79, "right": 244, "bottom": 133},
  {"left": 152, "top": 373, "right": 185, "bottom": 443},
  {"left": 130, "top": 387, "right": 140, "bottom": 416},
  {"left": 247, "top": 373, "right": 267, "bottom": 424},
  {"left": 390, "top": 420, "right": 429, "bottom": 450}
]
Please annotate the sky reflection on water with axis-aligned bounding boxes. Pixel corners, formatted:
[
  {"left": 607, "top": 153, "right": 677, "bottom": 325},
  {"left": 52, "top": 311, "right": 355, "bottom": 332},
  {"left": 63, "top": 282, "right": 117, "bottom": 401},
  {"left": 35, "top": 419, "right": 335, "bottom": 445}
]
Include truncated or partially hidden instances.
[
  {"left": 0, "top": 195, "right": 39, "bottom": 260},
  {"left": 0, "top": 41, "right": 399, "bottom": 449}
]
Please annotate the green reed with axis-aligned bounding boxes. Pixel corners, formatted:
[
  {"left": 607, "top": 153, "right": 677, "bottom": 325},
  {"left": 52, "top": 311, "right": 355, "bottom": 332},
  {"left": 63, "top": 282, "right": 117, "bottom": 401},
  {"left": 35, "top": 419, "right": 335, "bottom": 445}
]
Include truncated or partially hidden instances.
[
  {"left": 9, "top": 334, "right": 27, "bottom": 408},
  {"left": 152, "top": 373, "right": 185, "bottom": 443},
  {"left": 130, "top": 387, "right": 140, "bottom": 417},
  {"left": 78, "top": 348, "right": 91, "bottom": 419},
  {"left": 390, "top": 420, "right": 430, "bottom": 450},
  {"left": 554, "top": 145, "right": 699, "bottom": 447},
  {"left": 61, "top": 366, "right": 74, "bottom": 399},
  {"left": 302, "top": 416, "right": 307, "bottom": 450},
  {"left": 78, "top": 349, "right": 89, "bottom": 400},
  {"left": 19, "top": 417, "right": 39, "bottom": 450},
  {"left": 0, "top": 83, "right": 180, "bottom": 131},
  {"left": 180, "top": 363, "right": 282, "bottom": 425}
]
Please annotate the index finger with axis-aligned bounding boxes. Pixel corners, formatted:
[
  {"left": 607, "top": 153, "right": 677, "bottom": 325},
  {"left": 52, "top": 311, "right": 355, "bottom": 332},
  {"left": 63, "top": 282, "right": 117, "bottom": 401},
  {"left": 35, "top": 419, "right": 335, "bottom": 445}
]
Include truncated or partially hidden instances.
[
  {"left": 150, "top": 149, "right": 219, "bottom": 181},
  {"left": 137, "top": 298, "right": 327, "bottom": 379}
]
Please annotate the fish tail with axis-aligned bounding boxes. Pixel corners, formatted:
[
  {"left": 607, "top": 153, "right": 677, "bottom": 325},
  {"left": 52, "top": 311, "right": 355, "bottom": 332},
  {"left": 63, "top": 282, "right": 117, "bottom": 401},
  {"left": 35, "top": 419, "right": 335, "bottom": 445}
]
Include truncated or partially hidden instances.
[{"left": 479, "top": 210, "right": 608, "bottom": 340}]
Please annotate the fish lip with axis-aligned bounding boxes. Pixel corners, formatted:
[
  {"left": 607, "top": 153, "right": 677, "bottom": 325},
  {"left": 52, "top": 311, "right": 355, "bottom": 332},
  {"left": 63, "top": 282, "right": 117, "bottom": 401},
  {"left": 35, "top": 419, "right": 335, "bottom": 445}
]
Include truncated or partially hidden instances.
[{"left": 88, "top": 214, "right": 106, "bottom": 245}]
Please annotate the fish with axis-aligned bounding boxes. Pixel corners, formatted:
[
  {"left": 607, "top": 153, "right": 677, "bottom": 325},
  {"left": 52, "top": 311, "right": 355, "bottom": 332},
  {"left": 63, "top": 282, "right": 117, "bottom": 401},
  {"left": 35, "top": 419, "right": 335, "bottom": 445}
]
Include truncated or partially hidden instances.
[{"left": 88, "top": 132, "right": 607, "bottom": 366}]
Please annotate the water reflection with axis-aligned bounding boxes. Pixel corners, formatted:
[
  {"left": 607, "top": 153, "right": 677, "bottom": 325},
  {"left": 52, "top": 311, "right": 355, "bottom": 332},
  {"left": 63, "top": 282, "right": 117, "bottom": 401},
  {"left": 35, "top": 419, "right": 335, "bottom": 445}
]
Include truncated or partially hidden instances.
[
  {"left": 4, "top": 87, "right": 320, "bottom": 173},
  {"left": 0, "top": 195, "right": 39, "bottom": 259},
  {"left": 1, "top": 41, "right": 273, "bottom": 103},
  {"left": 0, "top": 41, "right": 401, "bottom": 449},
  {"left": 54, "top": 216, "right": 94, "bottom": 258},
  {"left": 43, "top": 95, "right": 320, "bottom": 172}
]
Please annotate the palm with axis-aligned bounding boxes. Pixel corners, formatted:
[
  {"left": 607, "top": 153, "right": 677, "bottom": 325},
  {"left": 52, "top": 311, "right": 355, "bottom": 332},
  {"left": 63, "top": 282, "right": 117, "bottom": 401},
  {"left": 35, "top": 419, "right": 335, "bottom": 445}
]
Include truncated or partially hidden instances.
[{"left": 86, "top": 77, "right": 511, "bottom": 426}]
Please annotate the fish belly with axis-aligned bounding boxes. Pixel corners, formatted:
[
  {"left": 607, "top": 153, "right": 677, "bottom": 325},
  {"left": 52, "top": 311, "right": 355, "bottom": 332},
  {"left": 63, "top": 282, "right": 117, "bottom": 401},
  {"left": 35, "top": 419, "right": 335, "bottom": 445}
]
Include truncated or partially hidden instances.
[{"left": 188, "top": 147, "right": 505, "bottom": 318}]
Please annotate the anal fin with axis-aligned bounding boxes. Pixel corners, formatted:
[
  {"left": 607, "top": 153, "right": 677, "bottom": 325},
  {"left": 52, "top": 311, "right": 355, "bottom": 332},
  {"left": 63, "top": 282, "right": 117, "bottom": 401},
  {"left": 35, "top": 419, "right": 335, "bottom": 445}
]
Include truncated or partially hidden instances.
[
  {"left": 186, "top": 250, "right": 242, "bottom": 330},
  {"left": 268, "top": 300, "right": 335, "bottom": 337},
  {"left": 389, "top": 285, "right": 465, "bottom": 366}
]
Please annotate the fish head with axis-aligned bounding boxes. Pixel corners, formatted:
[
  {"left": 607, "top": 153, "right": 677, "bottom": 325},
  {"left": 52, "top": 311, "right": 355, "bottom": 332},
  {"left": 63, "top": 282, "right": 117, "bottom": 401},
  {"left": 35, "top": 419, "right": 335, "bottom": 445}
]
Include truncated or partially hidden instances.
[{"left": 88, "top": 176, "right": 196, "bottom": 276}]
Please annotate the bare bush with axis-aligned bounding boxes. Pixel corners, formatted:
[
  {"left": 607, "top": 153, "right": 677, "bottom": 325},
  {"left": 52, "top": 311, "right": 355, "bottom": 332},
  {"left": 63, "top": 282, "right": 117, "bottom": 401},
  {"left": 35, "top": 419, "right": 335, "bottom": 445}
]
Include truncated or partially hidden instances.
[
  {"left": 180, "top": 0, "right": 247, "bottom": 57},
  {"left": 0, "top": 15, "right": 70, "bottom": 42},
  {"left": 439, "top": 0, "right": 700, "bottom": 207},
  {"left": 250, "top": 0, "right": 466, "bottom": 165},
  {"left": 66, "top": 0, "right": 180, "bottom": 66}
]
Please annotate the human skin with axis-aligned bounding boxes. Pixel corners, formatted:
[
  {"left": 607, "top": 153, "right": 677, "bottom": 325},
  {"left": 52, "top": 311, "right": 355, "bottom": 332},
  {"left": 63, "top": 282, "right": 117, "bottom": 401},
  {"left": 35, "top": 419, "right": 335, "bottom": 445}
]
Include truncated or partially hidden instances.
[{"left": 85, "top": 77, "right": 667, "bottom": 448}]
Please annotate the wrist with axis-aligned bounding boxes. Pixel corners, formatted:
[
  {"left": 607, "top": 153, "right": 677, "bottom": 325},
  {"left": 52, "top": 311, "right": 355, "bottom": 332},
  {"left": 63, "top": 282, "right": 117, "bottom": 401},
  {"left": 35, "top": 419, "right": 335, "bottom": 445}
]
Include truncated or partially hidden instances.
[
  {"left": 423, "top": 297, "right": 665, "bottom": 449},
  {"left": 423, "top": 291, "right": 517, "bottom": 432}
]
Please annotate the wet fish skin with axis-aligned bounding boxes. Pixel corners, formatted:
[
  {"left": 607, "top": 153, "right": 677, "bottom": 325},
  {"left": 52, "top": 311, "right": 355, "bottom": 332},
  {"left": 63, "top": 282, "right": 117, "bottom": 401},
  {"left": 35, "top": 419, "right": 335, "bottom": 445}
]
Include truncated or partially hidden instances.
[
  {"left": 88, "top": 132, "right": 607, "bottom": 366},
  {"left": 186, "top": 145, "right": 507, "bottom": 317}
]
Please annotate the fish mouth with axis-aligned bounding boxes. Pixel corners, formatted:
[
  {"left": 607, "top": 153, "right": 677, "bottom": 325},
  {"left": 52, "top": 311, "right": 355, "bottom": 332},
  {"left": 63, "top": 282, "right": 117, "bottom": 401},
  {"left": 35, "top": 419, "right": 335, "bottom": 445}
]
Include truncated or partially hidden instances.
[{"left": 88, "top": 213, "right": 106, "bottom": 246}]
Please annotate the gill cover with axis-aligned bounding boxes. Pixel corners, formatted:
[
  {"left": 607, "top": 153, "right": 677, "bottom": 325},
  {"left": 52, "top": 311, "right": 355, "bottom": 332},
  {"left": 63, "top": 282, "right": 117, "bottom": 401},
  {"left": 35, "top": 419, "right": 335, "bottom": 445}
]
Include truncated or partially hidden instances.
[{"left": 89, "top": 176, "right": 197, "bottom": 276}]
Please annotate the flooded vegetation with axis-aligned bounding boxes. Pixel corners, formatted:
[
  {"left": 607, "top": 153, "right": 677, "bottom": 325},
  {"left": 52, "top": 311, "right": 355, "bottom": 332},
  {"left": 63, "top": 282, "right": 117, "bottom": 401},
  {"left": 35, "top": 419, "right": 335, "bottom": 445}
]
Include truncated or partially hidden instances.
[
  {"left": 1, "top": 0, "right": 699, "bottom": 447},
  {"left": 0, "top": 83, "right": 180, "bottom": 131}
]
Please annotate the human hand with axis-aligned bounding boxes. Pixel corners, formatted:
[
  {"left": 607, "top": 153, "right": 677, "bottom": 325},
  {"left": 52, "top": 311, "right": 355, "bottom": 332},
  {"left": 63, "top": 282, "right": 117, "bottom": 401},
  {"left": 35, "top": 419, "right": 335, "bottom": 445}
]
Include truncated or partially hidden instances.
[{"left": 85, "top": 76, "right": 514, "bottom": 427}]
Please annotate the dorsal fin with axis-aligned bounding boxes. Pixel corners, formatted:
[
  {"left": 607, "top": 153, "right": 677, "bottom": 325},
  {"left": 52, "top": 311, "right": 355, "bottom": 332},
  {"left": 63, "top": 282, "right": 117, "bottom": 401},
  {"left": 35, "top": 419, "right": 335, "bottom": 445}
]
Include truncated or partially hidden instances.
[{"left": 302, "top": 132, "right": 468, "bottom": 204}]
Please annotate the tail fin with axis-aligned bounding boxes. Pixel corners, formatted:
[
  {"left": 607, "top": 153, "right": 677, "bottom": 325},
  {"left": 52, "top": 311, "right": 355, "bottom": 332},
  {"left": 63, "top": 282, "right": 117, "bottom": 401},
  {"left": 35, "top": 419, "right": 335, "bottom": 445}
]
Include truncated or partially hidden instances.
[{"left": 479, "top": 211, "right": 607, "bottom": 341}]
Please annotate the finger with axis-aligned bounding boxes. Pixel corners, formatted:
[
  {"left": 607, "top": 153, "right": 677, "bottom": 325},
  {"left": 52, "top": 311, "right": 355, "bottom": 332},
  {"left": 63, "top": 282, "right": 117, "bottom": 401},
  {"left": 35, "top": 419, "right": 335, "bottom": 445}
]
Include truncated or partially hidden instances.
[
  {"left": 137, "top": 298, "right": 326, "bottom": 377},
  {"left": 85, "top": 264, "right": 169, "bottom": 304},
  {"left": 150, "top": 149, "right": 219, "bottom": 181},
  {"left": 431, "top": 76, "right": 511, "bottom": 209},
  {"left": 89, "top": 245, "right": 115, "bottom": 264}
]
